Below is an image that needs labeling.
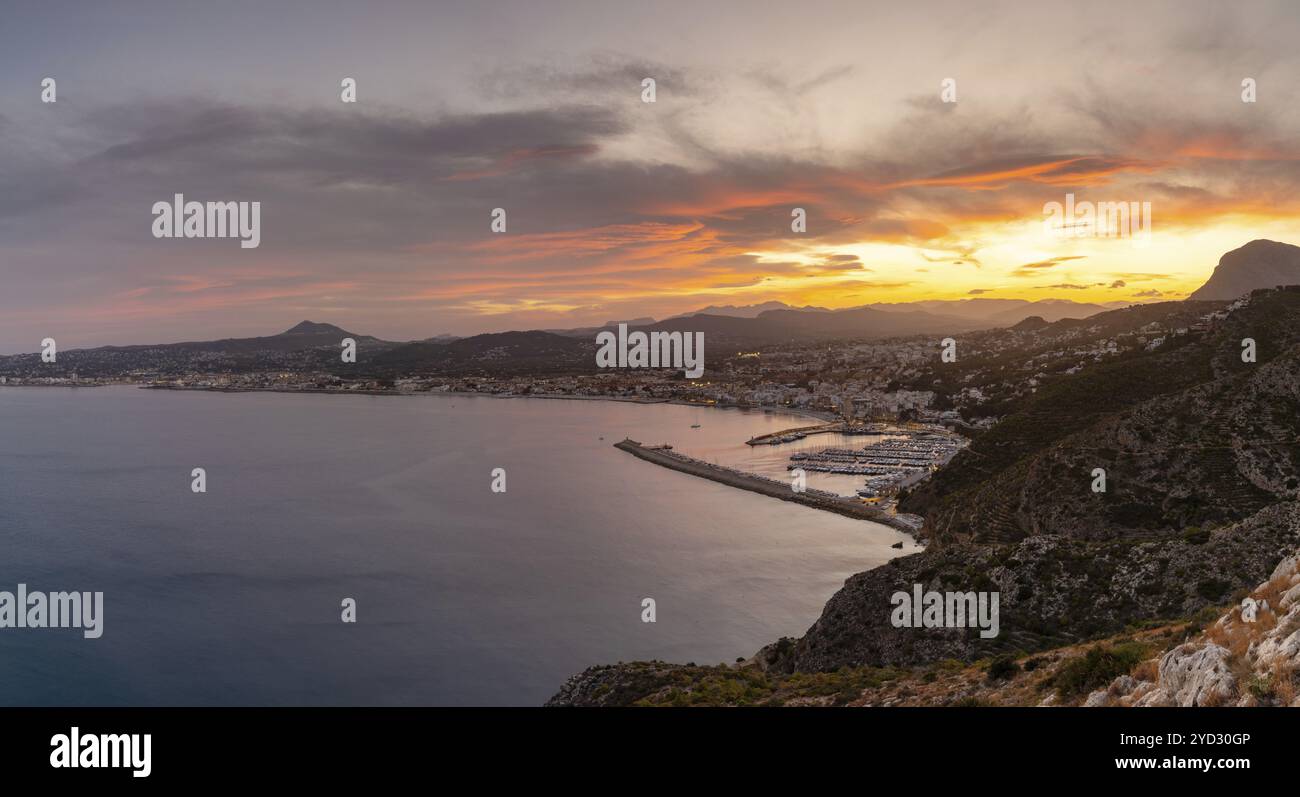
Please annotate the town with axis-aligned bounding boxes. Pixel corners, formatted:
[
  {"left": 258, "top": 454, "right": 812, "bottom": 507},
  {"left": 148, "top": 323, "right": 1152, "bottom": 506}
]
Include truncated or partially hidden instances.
[{"left": 0, "top": 295, "right": 1238, "bottom": 438}]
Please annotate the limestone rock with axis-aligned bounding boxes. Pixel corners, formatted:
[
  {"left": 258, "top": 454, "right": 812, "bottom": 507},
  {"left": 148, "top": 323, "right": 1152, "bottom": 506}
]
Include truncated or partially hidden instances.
[{"left": 1158, "top": 644, "right": 1237, "bottom": 706}]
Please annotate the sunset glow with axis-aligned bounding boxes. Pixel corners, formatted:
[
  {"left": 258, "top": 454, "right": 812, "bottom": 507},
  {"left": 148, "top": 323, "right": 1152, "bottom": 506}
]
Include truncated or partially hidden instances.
[{"left": 4, "top": 0, "right": 1300, "bottom": 350}]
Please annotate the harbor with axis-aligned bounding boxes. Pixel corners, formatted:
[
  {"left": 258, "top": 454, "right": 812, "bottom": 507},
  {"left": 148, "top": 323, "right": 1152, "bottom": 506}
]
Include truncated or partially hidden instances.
[
  {"left": 786, "top": 430, "right": 967, "bottom": 498},
  {"left": 614, "top": 438, "right": 925, "bottom": 536}
]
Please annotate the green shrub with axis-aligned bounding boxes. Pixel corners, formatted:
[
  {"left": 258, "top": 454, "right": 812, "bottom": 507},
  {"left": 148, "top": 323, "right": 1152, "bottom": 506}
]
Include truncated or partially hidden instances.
[
  {"left": 1247, "top": 675, "right": 1275, "bottom": 701},
  {"left": 1053, "top": 642, "right": 1150, "bottom": 698},
  {"left": 1196, "top": 578, "right": 1231, "bottom": 601},
  {"left": 987, "top": 655, "right": 1020, "bottom": 682}
]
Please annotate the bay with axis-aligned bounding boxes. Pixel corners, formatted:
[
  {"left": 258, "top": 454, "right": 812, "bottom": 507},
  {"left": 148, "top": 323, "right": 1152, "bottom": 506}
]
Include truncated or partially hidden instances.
[{"left": 0, "top": 387, "right": 917, "bottom": 705}]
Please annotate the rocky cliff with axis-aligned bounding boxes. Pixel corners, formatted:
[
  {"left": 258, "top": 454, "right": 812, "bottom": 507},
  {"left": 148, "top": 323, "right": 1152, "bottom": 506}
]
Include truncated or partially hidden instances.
[{"left": 1188, "top": 239, "right": 1300, "bottom": 301}]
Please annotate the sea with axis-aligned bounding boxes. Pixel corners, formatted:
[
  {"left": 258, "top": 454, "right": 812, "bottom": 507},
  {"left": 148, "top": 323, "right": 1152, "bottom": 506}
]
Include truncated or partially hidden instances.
[{"left": 0, "top": 386, "right": 918, "bottom": 705}]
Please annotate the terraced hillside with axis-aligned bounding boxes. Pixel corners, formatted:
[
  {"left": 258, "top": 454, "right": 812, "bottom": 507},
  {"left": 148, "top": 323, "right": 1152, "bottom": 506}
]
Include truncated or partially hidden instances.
[
  {"left": 903, "top": 289, "right": 1300, "bottom": 544},
  {"left": 551, "top": 287, "right": 1300, "bottom": 699}
]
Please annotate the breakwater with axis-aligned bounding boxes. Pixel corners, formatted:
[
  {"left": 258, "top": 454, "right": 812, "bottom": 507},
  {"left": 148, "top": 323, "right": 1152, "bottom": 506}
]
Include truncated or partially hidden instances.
[{"left": 614, "top": 438, "right": 923, "bottom": 537}]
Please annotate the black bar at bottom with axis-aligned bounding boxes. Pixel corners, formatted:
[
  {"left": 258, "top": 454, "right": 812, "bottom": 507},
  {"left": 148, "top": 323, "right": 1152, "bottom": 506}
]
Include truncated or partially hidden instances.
[{"left": 0, "top": 707, "right": 1284, "bottom": 784}]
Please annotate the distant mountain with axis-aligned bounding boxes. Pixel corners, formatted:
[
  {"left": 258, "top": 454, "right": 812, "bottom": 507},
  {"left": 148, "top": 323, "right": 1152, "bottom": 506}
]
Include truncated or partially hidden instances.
[
  {"left": 1188, "top": 239, "right": 1300, "bottom": 300},
  {"left": 280, "top": 320, "right": 349, "bottom": 337},
  {"left": 1010, "top": 314, "right": 1050, "bottom": 331},
  {"left": 637, "top": 305, "right": 983, "bottom": 347},
  {"left": 90, "top": 320, "right": 392, "bottom": 355},
  {"left": 751, "top": 306, "right": 978, "bottom": 338},
  {"left": 369, "top": 330, "right": 592, "bottom": 375},
  {"left": 669, "top": 301, "right": 831, "bottom": 319},
  {"left": 868, "top": 298, "right": 1120, "bottom": 326},
  {"left": 0, "top": 320, "right": 403, "bottom": 378},
  {"left": 569, "top": 299, "right": 1117, "bottom": 344},
  {"left": 544, "top": 318, "right": 657, "bottom": 338},
  {"left": 985, "top": 299, "right": 1128, "bottom": 326}
]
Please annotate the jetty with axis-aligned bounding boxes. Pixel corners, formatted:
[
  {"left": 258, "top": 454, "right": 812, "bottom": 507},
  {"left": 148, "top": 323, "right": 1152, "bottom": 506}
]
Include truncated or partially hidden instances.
[
  {"left": 745, "top": 422, "right": 840, "bottom": 446},
  {"left": 614, "top": 438, "right": 923, "bottom": 537}
]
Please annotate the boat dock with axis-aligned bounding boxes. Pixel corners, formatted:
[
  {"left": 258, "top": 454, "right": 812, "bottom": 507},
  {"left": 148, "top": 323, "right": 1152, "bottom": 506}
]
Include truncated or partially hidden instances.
[{"left": 786, "top": 430, "right": 968, "bottom": 497}]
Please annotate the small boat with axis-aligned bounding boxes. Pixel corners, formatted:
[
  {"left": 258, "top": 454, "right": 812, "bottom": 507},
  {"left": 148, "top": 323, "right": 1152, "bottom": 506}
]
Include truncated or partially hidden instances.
[{"left": 691, "top": 423, "right": 701, "bottom": 429}]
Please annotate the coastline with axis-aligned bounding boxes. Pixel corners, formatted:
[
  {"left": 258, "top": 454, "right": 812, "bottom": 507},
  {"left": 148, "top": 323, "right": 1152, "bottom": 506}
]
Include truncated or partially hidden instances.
[{"left": 134, "top": 383, "right": 836, "bottom": 423}]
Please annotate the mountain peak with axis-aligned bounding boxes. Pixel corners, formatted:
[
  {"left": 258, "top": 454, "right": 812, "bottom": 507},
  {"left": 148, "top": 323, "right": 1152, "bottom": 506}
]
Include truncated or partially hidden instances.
[
  {"left": 1011, "top": 315, "right": 1050, "bottom": 331},
  {"left": 282, "top": 320, "right": 347, "bottom": 336},
  {"left": 1188, "top": 240, "right": 1300, "bottom": 301},
  {"left": 1236, "top": 238, "right": 1289, "bottom": 251}
]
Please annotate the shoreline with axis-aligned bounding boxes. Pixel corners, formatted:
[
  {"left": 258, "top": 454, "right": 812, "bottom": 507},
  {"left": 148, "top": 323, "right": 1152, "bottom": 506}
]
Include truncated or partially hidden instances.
[
  {"left": 613, "top": 438, "right": 925, "bottom": 539},
  {"left": 131, "top": 383, "right": 835, "bottom": 423}
]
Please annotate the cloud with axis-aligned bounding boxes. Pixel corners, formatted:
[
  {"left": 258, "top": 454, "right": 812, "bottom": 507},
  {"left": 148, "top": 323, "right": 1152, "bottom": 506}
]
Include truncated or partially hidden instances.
[
  {"left": 6, "top": 30, "right": 1300, "bottom": 347},
  {"left": 475, "top": 56, "right": 700, "bottom": 102},
  {"left": 1011, "top": 255, "right": 1087, "bottom": 276},
  {"left": 890, "top": 155, "right": 1157, "bottom": 191},
  {"left": 1108, "top": 273, "right": 1172, "bottom": 282}
]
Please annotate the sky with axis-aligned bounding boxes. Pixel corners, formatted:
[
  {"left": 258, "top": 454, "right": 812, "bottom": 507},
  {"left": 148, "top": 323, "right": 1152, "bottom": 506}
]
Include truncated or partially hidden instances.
[{"left": 3, "top": 0, "right": 1300, "bottom": 351}]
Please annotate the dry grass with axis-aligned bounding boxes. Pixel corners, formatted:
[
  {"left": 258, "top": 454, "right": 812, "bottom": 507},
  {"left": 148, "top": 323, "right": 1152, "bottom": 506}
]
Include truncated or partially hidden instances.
[
  {"left": 1131, "top": 658, "right": 1159, "bottom": 683},
  {"left": 1204, "top": 618, "right": 1253, "bottom": 690},
  {"left": 1252, "top": 573, "right": 1296, "bottom": 623},
  {"left": 1189, "top": 570, "right": 1300, "bottom": 704},
  {"left": 1272, "top": 662, "right": 1298, "bottom": 705}
]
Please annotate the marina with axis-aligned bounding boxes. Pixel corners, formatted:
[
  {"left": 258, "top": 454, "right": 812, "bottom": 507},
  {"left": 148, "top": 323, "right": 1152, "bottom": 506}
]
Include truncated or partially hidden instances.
[{"left": 785, "top": 429, "right": 968, "bottom": 497}]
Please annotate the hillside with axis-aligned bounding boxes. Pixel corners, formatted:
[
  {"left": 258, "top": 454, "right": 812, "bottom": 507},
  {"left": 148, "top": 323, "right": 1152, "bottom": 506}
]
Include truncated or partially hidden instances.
[
  {"left": 368, "top": 331, "right": 594, "bottom": 375},
  {"left": 0, "top": 320, "right": 397, "bottom": 378},
  {"left": 898, "top": 293, "right": 1300, "bottom": 537},
  {"left": 549, "top": 286, "right": 1300, "bottom": 701},
  {"left": 802, "top": 287, "right": 1300, "bottom": 663},
  {"left": 106, "top": 320, "right": 391, "bottom": 354}
]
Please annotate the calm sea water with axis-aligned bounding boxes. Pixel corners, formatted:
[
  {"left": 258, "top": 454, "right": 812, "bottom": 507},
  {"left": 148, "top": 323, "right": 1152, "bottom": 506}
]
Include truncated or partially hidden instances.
[{"left": 0, "top": 387, "right": 916, "bottom": 706}]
